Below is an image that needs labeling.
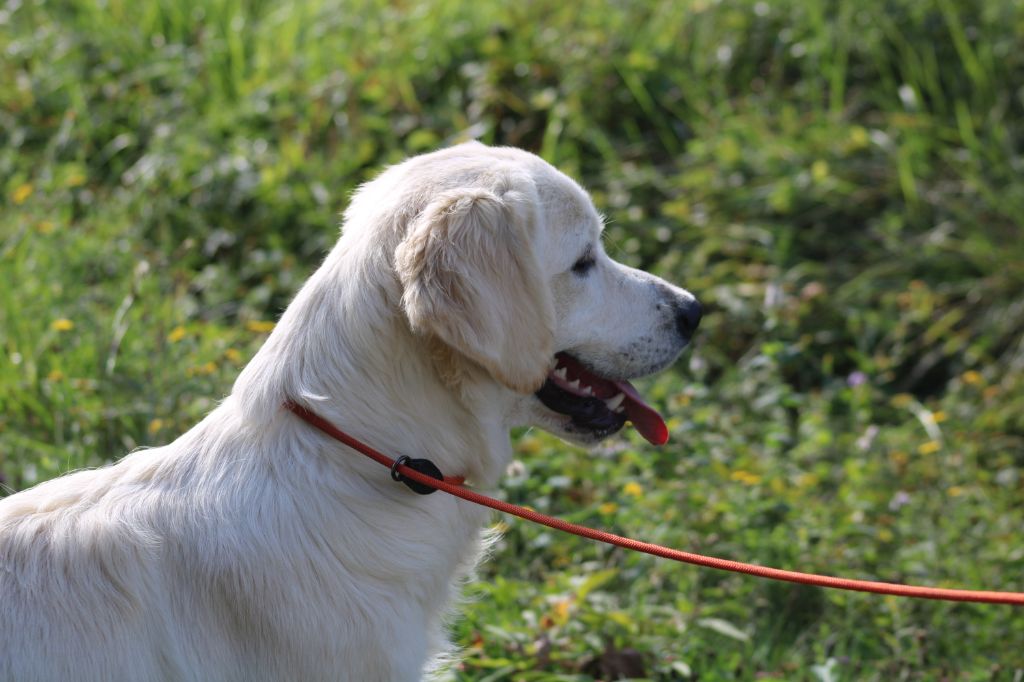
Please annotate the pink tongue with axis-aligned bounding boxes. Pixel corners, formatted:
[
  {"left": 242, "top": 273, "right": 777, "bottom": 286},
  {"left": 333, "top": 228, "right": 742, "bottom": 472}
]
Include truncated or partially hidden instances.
[{"left": 613, "top": 379, "right": 669, "bottom": 446}]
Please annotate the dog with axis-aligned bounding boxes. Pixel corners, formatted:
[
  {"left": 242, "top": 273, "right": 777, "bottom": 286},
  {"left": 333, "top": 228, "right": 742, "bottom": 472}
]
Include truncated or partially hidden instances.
[{"left": 0, "top": 142, "right": 700, "bottom": 681}]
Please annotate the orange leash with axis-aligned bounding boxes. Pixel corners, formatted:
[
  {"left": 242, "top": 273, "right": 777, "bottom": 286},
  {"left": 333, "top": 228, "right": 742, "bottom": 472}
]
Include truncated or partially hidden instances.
[{"left": 285, "top": 402, "right": 1024, "bottom": 606}]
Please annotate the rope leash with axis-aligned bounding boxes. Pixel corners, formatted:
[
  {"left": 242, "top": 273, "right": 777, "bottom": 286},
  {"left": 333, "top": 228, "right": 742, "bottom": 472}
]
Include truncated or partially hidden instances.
[{"left": 284, "top": 401, "right": 1024, "bottom": 606}]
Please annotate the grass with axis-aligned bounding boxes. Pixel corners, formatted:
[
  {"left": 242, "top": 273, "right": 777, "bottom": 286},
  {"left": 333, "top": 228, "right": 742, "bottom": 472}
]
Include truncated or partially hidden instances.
[{"left": 2, "top": 0, "right": 1024, "bottom": 678}]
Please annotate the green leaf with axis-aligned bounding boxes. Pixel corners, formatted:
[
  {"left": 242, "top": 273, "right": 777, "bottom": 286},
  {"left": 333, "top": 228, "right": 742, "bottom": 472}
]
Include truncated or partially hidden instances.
[{"left": 695, "top": 617, "right": 750, "bottom": 642}]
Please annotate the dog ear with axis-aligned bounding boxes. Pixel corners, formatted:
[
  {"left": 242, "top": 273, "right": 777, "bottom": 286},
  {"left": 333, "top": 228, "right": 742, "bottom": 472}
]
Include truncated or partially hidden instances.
[{"left": 395, "top": 177, "right": 555, "bottom": 393}]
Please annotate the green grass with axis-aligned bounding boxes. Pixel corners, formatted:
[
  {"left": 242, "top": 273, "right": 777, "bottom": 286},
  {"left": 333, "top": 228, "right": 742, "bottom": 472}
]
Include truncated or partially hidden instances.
[{"left": 3, "top": 0, "right": 1024, "bottom": 678}]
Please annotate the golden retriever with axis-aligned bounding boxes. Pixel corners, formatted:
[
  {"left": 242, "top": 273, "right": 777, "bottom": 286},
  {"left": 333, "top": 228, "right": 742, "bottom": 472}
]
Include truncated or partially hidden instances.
[{"left": 0, "top": 142, "right": 700, "bottom": 681}]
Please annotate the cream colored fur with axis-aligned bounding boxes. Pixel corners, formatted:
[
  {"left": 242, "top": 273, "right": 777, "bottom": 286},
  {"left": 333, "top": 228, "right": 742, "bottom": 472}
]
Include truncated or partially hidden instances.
[{"left": 0, "top": 142, "right": 697, "bottom": 681}]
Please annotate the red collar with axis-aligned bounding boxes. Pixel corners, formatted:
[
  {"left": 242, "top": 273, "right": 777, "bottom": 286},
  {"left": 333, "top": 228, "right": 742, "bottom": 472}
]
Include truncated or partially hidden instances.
[{"left": 283, "top": 400, "right": 466, "bottom": 493}]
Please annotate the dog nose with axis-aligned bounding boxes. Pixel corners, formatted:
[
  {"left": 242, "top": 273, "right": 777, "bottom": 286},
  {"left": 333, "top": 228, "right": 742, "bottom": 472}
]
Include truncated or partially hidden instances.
[{"left": 676, "top": 298, "right": 702, "bottom": 338}]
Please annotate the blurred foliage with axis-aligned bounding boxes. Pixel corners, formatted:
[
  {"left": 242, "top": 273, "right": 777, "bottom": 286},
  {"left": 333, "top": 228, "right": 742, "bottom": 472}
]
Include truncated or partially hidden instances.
[{"left": 2, "top": 0, "right": 1023, "bottom": 679}]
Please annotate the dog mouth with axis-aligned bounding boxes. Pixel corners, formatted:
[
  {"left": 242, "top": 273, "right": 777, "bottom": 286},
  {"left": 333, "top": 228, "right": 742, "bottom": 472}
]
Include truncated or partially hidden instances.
[{"left": 534, "top": 351, "right": 669, "bottom": 445}]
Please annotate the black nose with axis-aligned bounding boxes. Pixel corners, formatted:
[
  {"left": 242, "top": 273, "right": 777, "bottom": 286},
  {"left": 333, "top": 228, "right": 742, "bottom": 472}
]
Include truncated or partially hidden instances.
[{"left": 676, "top": 298, "right": 702, "bottom": 338}]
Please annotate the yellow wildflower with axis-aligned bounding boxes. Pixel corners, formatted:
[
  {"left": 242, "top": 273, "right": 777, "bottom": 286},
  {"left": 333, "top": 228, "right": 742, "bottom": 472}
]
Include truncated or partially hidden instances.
[
  {"left": 730, "top": 470, "right": 762, "bottom": 486},
  {"left": 12, "top": 183, "right": 33, "bottom": 204},
  {"left": 623, "top": 482, "right": 643, "bottom": 498},
  {"left": 548, "top": 599, "right": 571, "bottom": 626},
  {"left": 917, "top": 440, "right": 941, "bottom": 455},
  {"left": 961, "top": 370, "right": 983, "bottom": 385},
  {"left": 46, "top": 369, "right": 64, "bottom": 382},
  {"left": 51, "top": 318, "right": 74, "bottom": 332},
  {"left": 167, "top": 326, "right": 187, "bottom": 343},
  {"left": 148, "top": 419, "right": 164, "bottom": 434},
  {"left": 672, "top": 393, "right": 691, "bottom": 408},
  {"left": 516, "top": 436, "right": 542, "bottom": 455},
  {"left": 225, "top": 348, "right": 242, "bottom": 363},
  {"left": 246, "top": 320, "right": 276, "bottom": 333},
  {"left": 947, "top": 486, "right": 964, "bottom": 497},
  {"left": 187, "top": 362, "right": 217, "bottom": 378},
  {"left": 847, "top": 126, "right": 870, "bottom": 150},
  {"left": 598, "top": 502, "right": 618, "bottom": 515}
]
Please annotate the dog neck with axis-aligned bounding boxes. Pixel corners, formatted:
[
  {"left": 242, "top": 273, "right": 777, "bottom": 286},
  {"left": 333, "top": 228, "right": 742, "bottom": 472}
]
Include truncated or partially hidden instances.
[{"left": 230, "top": 245, "right": 517, "bottom": 487}]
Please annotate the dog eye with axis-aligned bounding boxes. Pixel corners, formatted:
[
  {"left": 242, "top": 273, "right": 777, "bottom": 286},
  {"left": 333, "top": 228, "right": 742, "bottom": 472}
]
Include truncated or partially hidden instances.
[{"left": 571, "top": 255, "right": 596, "bottom": 276}]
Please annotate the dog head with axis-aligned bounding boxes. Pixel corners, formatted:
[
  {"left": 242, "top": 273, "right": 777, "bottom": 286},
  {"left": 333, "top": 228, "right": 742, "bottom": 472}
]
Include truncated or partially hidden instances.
[{"left": 393, "top": 143, "right": 700, "bottom": 446}]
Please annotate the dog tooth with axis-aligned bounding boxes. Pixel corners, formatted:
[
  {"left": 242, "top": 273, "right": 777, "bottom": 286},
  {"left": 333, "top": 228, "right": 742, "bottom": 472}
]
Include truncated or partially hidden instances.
[
  {"left": 567, "top": 379, "right": 580, "bottom": 391},
  {"left": 553, "top": 367, "right": 567, "bottom": 380},
  {"left": 605, "top": 393, "right": 625, "bottom": 411},
  {"left": 581, "top": 386, "right": 593, "bottom": 396}
]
